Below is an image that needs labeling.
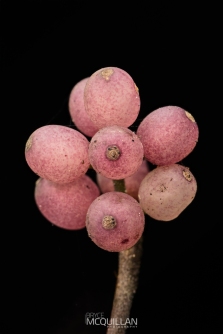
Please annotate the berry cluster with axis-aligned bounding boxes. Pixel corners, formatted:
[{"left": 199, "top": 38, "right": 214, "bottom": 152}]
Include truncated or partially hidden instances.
[{"left": 25, "top": 67, "right": 199, "bottom": 252}]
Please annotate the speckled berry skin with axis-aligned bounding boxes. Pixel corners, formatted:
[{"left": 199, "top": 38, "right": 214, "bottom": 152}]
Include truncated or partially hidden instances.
[
  {"left": 137, "top": 106, "right": 199, "bottom": 166},
  {"left": 89, "top": 126, "right": 144, "bottom": 180},
  {"left": 68, "top": 78, "right": 99, "bottom": 137},
  {"left": 35, "top": 175, "right": 100, "bottom": 230},
  {"left": 25, "top": 125, "right": 90, "bottom": 184},
  {"left": 138, "top": 164, "right": 197, "bottom": 221},
  {"left": 86, "top": 192, "right": 145, "bottom": 252},
  {"left": 96, "top": 160, "right": 149, "bottom": 200},
  {"left": 84, "top": 67, "right": 140, "bottom": 129}
]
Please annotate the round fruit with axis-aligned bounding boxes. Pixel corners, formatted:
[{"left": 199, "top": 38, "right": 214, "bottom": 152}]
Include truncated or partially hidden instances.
[
  {"left": 68, "top": 78, "right": 99, "bottom": 137},
  {"left": 137, "top": 106, "right": 199, "bottom": 165},
  {"left": 25, "top": 124, "right": 90, "bottom": 183},
  {"left": 84, "top": 67, "right": 140, "bottom": 128},
  {"left": 138, "top": 164, "right": 197, "bottom": 221},
  {"left": 86, "top": 192, "right": 145, "bottom": 252},
  {"left": 35, "top": 175, "right": 100, "bottom": 230},
  {"left": 89, "top": 126, "right": 144, "bottom": 180}
]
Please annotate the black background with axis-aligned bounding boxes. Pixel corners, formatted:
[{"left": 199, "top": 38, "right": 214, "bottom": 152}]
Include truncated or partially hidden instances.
[{"left": 2, "top": 1, "right": 221, "bottom": 333}]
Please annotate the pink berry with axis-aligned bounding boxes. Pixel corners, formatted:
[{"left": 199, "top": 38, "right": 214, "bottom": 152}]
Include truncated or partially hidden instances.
[
  {"left": 84, "top": 67, "right": 140, "bottom": 129},
  {"left": 137, "top": 106, "right": 199, "bottom": 165},
  {"left": 25, "top": 125, "right": 90, "bottom": 183},
  {"left": 68, "top": 78, "right": 99, "bottom": 137},
  {"left": 35, "top": 175, "right": 100, "bottom": 230},
  {"left": 89, "top": 126, "right": 144, "bottom": 180},
  {"left": 138, "top": 164, "right": 197, "bottom": 221},
  {"left": 86, "top": 192, "right": 145, "bottom": 252}
]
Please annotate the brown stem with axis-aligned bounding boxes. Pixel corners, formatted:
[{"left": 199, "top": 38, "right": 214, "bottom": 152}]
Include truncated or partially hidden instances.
[
  {"left": 106, "top": 180, "right": 143, "bottom": 334},
  {"left": 113, "top": 179, "right": 126, "bottom": 193}
]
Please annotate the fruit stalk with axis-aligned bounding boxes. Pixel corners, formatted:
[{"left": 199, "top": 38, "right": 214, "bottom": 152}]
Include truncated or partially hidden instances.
[
  {"left": 112, "top": 179, "right": 126, "bottom": 193},
  {"left": 107, "top": 180, "right": 143, "bottom": 334}
]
